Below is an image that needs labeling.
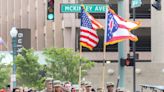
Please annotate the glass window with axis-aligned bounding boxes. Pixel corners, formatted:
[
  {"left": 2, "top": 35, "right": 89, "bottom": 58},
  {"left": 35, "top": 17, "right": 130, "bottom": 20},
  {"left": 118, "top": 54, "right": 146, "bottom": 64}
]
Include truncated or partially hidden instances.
[
  {"left": 129, "top": 0, "right": 151, "bottom": 19},
  {"left": 130, "top": 27, "right": 151, "bottom": 51},
  {"left": 76, "top": 27, "right": 151, "bottom": 52}
]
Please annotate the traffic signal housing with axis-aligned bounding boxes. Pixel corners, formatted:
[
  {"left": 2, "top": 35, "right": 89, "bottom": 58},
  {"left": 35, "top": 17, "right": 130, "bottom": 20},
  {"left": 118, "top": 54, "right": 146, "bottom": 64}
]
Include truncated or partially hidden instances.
[
  {"left": 120, "top": 58, "right": 135, "bottom": 67},
  {"left": 47, "top": 0, "right": 54, "bottom": 20},
  {"left": 152, "top": 0, "right": 161, "bottom": 10}
]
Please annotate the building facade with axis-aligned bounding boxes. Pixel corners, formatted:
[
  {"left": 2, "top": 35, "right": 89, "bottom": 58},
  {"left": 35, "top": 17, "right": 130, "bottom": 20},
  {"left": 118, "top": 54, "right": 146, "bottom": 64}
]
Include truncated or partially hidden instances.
[
  {"left": 0, "top": 0, "right": 153, "bottom": 61},
  {"left": 60, "top": 0, "right": 152, "bottom": 61}
]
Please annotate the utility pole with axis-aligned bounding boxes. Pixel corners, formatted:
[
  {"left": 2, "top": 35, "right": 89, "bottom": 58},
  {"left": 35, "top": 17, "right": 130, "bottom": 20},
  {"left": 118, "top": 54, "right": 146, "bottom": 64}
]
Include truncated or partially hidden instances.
[{"left": 117, "top": 0, "right": 126, "bottom": 88}]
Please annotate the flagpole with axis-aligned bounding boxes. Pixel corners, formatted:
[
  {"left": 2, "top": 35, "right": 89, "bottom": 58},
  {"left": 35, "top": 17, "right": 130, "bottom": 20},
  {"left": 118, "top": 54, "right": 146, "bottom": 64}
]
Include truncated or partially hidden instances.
[
  {"left": 102, "top": 44, "right": 106, "bottom": 92},
  {"left": 79, "top": 45, "right": 82, "bottom": 92},
  {"left": 102, "top": 4, "right": 109, "bottom": 92},
  {"left": 79, "top": 3, "right": 83, "bottom": 90},
  {"left": 132, "top": 6, "right": 136, "bottom": 92}
]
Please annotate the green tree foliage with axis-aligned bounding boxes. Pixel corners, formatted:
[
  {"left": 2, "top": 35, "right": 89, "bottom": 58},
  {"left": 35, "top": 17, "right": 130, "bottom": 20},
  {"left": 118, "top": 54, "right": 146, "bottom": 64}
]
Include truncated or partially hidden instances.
[
  {"left": 15, "top": 48, "right": 44, "bottom": 90},
  {"left": 0, "top": 54, "right": 5, "bottom": 61},
  {"left": 0, "top": 54, "right": 11, "bottom": 89},
  {"left": 43, "top": 48, "right": 94, "bottom": 83}
]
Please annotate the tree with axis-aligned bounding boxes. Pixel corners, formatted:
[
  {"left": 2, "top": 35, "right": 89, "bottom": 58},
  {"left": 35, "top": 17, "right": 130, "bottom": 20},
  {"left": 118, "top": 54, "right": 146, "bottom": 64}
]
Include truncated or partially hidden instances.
[
  {"left": 0, "top": 54, "right": 11, "bottom": 89},
  {"left": 15, "top": 48, "right": 44, "bottom": 90},
  {"left": 0, "top": 54, "right": 5, "bottom": 61},
  {"left": 43, "top": 48, "right": 94, "bottom": 83}
]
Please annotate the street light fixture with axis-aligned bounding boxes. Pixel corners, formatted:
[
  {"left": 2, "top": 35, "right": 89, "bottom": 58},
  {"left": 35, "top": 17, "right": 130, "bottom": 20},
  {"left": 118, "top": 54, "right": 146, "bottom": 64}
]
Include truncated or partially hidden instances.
[{"left": 10, "top": 27, "right": 18, "bottom": 89}]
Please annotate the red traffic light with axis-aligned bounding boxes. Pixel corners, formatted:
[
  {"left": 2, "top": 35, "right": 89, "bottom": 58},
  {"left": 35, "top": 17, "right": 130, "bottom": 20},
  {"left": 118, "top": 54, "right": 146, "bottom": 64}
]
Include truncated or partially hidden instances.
[
  {"left": 120, "top": 58, "right": 135, "bottom": 67},
  {"left": 125, "top": 59, "right": 130, "bottom": 66},
  {"left": 125, "top": 58, "right": 134, "bottom": 66}
]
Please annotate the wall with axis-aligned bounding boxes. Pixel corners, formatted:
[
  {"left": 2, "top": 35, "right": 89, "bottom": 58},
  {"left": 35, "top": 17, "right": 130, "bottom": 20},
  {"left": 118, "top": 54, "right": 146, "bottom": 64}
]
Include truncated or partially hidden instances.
[
  {"left": 85, "top": 63, "right": 164, "bottom": 92},
  {"left": 151, "top": 0, "right": 164, "bottom": 63},
  {"left": 0, "top": 0, "right": 57, "bottom": 51}
]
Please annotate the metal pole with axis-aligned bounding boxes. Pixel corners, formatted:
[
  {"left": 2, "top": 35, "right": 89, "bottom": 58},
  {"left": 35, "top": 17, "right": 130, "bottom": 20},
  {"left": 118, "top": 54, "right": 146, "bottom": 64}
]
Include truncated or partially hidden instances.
[
  {"left": 102, "top": 57, "right": 105, "bottom": 92},
  {"left": 132, "top": 7, "right": 136, "bottom": 92},
  {"left": 117, "top": 1, "right": 125, "bottom": 88},
  {"left": 102, "top": 1, "right": 109, "bottom": 91},
  {"left": 79, "top": 46, "right": 82, "bottom": 92},
  {"left": 79, "top": 1, "right": 84, "bottom": 91},
  {"left": 12, "top": 37, "right": 17, "bottom": 88}
]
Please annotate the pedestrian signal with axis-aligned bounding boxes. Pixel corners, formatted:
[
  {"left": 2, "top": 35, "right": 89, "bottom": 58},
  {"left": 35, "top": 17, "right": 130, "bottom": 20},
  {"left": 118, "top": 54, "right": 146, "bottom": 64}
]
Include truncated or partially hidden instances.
[
  {"left": 125, "top": 58, "right": 134, "bottom": 66},
  {"left": 120, "top": 58, "right": 135, "bottom": 67}
]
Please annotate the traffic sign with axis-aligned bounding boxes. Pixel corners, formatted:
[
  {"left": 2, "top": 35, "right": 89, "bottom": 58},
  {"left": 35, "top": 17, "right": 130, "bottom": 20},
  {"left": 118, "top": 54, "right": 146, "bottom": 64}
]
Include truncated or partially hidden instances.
[
  {"left": 131, "top": 0, "right": 142, "bottom": 8},
  {"left": 60, "top": 4, "right": 107, "bottom": 13}
]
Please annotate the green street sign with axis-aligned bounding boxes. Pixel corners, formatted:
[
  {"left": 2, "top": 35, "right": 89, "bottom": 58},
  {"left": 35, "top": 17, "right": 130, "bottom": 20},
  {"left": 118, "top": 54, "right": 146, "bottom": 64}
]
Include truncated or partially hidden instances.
[
  {"left": 131, "top": 0, "right": 142, "bottom": 8},
  {"left": 60, "top": 4, "right": 107, "bottom": 13}
]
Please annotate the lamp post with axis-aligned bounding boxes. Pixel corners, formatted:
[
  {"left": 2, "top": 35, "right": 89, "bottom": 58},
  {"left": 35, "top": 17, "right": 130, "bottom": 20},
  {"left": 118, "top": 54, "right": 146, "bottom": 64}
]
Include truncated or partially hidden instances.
[{"left": 10, "top": 27, "right": 18, "bottom": 88}]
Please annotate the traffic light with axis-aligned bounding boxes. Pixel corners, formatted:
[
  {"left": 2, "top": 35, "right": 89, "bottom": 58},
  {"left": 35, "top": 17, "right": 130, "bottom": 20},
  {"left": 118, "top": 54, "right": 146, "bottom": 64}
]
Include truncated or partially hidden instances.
[
  {"left": 152, "top": 0, "right": 161, "bottom": 10},
  {"left": 120, "top": 58, "right": 135, "bottom": 67},
  {"left": 125, "top": 58, "right": 134, "bottom": 66},
  {"left": 47, "top": 0, "right": 54, "bottom": 20}
]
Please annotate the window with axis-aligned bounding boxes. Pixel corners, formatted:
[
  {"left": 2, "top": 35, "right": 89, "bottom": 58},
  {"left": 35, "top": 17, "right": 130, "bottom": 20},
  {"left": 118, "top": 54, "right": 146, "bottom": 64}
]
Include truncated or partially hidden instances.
[
  {"left": 129, "top": 0, "right": 151, "bottom": 19},
  {"left": 130, "top": 27, "right": 151, "bottom": 51},
  {"left": 76, "top": 27, "right": 151, "bottom": 52}
]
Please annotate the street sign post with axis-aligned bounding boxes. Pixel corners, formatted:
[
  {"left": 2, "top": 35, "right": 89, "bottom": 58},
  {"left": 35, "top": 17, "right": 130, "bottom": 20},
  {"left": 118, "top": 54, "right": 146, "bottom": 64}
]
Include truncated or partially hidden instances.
[
  {"left": 131, "top": 0, "right": 142, "bottom": 8},
  {"left": 60, "top": 4, "right": 106, "bottom": 13}
]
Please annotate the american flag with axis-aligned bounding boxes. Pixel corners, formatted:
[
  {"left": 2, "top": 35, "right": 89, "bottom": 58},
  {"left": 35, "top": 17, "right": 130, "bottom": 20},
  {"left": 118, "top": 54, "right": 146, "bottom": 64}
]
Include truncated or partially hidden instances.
[
  {"left": 80, "top": 6, "right": 103, "bottom": 50},
  {"left": 105, "top": 7, "right": 140, "bottom": 45}
]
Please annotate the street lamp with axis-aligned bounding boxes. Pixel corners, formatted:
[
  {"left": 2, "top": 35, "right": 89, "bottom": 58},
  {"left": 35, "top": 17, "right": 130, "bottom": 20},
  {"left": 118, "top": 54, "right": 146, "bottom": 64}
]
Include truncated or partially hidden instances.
[{"left": 10, "top": 27, "right": 18, "bottom": 88}]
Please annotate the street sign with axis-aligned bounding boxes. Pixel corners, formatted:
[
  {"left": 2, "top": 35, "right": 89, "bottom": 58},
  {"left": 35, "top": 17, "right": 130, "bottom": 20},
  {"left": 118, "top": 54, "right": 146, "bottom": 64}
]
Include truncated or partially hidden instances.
[
  {"left": 60, "top": 4, "right": 107, "bottom": 13},
  {"left": 17, "top": 28, "right": 31, "bottom": 54},
  {"left": 131, "top": 0, "right": 142, "bottom": 8}
]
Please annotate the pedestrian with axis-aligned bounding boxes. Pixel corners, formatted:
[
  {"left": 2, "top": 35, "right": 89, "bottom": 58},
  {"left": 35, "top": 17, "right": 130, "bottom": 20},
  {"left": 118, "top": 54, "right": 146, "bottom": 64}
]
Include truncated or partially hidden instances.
[
  {"left": 41, "top": 77, "right": 53, "bottom": 92},
  {"left": 79, "top": 80, "right": 86, "bottom": 92},
  {"left": 0, "top": 87, "right": 6, "bottom": 92},
  {"left": 19, "top": 87, "right": 23, "bottom": 92},
  {"left": 24, "top": 87, "right": 29, "bottom": 92},
  {"left": 116, "top": 88, "right": 125, "bottom": 92},
  {"left": 91, "top": 88, "right": 95, "bottom": 92},
  {"left": 85, "top": 82, "right": 92, "bottom": 92},
  {"left": 97, "top": 88, "right": 103, "bottom": 92},
  {"left": 106, "top": 82, "right": 114, "bottom": 92},
  {"left": 6, "top": 85, "right": 10, "bottom": 92},
  {"left": 53, "top": 80, "right": 62, "bottom": 92},
  {"left": 64, "top": 81, "right": 72, "bottom": 92},
  {"left": 13, "top": 87, "right": 20, "bottom": 92},
  {"left": 71, "top": 87, "right": 76, "bottom": 92}
]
